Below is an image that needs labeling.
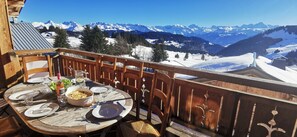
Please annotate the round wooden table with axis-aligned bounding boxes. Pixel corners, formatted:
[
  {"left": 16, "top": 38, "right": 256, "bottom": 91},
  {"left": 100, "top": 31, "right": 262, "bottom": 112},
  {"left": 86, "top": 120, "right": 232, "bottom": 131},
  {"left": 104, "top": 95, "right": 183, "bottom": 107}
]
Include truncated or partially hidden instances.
[{"left": 4, "top": 81, "right": 133, "bottom": 136}]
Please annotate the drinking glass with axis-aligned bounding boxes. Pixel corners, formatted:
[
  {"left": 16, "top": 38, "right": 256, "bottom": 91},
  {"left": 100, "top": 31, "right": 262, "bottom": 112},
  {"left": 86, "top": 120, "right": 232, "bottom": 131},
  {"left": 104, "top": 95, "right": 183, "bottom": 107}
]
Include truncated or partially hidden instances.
[
  {"left": 101, "top": 90, "right": 110, "bottom": 103},
  {"left": 24, "top": 95, "right": 34, "bottom": 106},
  {"left": 75, "top": 70, "right": 86, "bottom": 87},
  {"left": 57, "top": 94, "right": 67, "bottom": 107}
]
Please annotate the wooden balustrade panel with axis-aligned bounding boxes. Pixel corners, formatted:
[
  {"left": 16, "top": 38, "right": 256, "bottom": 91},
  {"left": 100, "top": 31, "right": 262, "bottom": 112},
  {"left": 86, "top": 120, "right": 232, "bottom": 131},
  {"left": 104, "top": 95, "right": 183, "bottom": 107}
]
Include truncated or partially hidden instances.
[
  {"left": 173, "top": 79, "right": 194, "bottom": 123},
  {"left": 233, "top": 95, "right": 297, "bottom": 137},
  {"left": 171, "top": 78, "right": 239, "bottom": 135},
  {"left": 60, "top": 55, "right": 96, "bottom": 81},
  {"left": 142, "top": 72, "right": 153, "bottom": 106}
]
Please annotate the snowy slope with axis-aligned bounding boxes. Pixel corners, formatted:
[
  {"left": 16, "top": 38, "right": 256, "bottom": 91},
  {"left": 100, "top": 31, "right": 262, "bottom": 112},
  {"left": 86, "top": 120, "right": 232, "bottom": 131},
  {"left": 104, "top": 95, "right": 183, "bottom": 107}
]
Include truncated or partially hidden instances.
[
  {"left": 265, "top": 29, "right": 297, "bottom": 58},
  {"left": 190, "top": 53, "right": 297, "bottom": 84},
  {"left": 130, "top": 45, "right": 217, "bottom": 67},
  {"left": 191, "top": 53, "right": 254, "bottom": 72}
]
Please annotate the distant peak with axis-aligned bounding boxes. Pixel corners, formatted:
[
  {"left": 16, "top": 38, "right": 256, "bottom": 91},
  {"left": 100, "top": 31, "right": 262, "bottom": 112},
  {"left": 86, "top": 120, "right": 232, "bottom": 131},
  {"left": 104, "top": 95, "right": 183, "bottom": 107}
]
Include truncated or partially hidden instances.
[
  {"left": 45, "top": 20, "right": 55, "bottom": 24},
  {"left": 188, "top": 24, "right": 199, "bottom": 28},
  {"left": 62, "top": 21, "right": 78, "bottom": 25},
  {"left": 241, "top": 22, "right": 269, "bottom": 28}
]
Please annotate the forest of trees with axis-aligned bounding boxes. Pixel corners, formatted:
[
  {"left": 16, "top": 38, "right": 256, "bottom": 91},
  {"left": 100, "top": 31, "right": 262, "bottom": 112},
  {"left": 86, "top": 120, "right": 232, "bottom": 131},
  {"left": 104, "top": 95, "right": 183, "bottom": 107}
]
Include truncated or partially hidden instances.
[{"left": 50, "top": 25, "right": 168, "bottom": 62}]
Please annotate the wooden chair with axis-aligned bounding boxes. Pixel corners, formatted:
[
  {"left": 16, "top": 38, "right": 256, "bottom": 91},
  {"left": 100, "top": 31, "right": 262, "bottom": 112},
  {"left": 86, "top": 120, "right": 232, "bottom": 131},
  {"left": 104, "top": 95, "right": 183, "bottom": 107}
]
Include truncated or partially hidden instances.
[
  {"left": 0, "top": 116, "right": 22, "bottom": 137},
  {"left": 120, "top": 71, "right": 174, "bottom": 137},
  {"left": 121, "top": 60, "right": 144, "bottom": 120},
  {"left": 0, "top": 98, "right": 8, "bottom": 116},
  {"left": 98, "top": 56, "right": 117, "bottom": 86},
  {"left": 22, "top": 55, "right": 53, "bottom": 82}
]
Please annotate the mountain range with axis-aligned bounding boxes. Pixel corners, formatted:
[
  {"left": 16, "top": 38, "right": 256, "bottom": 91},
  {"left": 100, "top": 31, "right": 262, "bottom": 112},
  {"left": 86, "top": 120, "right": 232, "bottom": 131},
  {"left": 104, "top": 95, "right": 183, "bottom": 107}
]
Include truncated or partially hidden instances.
[
  {"left": 218, "top": 25, "right": 297, "bottom": 59},
  {"left": 32, "top": 21, "right": 297, "bottom": 61},
  {"left": 32, "top": 21, "right": 277, "bottom": 46}
]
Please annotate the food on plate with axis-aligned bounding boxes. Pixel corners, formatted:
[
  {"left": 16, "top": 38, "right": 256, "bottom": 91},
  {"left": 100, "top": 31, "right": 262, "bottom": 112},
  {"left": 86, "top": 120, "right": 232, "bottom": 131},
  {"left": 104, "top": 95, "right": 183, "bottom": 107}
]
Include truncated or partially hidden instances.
[
  {"left": 49, "top": 79, "right": 72, "bottom": 91},
  {"left": 68, "top": 90, "right": 92, "bottom": 100}
]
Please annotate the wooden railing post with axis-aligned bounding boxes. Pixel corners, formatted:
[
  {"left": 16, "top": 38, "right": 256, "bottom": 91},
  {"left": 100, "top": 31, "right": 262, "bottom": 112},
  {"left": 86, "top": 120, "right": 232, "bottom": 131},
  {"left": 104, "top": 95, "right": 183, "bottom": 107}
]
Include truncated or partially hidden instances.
[
  {"left": 95, "top": 55, "right": 101, "bottom": 82},
  {"left": 0, "top": 0, "right": 22, "bottom": 88}
]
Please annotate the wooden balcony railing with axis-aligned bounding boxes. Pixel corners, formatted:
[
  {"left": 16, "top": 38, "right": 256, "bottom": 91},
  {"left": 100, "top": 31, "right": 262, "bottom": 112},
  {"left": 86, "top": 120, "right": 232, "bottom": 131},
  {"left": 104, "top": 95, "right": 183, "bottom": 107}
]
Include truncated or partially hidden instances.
[{"left": 14, "top": 48, "right": 297, "bottom": 137}]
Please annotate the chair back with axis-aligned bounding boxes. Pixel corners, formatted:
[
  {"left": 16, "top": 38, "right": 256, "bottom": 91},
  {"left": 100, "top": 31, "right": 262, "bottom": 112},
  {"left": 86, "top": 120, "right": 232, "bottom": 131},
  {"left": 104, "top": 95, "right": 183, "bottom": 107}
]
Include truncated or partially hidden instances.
[
  {"left": 122, "top": 59, "right": 144, "bottom": 119},
  {"left": 147, "top": 71, "right": 174, "bottom": 137},
  {"left": 22, "top": 55, "right": 52, "bottom": 82},
  {"left": 98, "top": 56, "right": 117, "bottom": 86}
]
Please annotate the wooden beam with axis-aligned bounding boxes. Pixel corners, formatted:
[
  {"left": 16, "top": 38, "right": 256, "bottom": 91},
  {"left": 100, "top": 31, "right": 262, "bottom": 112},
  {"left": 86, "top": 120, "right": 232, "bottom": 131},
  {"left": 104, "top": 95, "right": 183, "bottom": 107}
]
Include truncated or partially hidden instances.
[
  {"left": 7, "top": 1, "right": 24, "bottom": 7},
  {"left": 13, "top": 48, "right": 58, "bottom": 56},
  {"left": 0, "top": 0, "right": 22, "bottom": 88},
  {"left": 8, "top": 11, "right": 19, "bottom": 17}
]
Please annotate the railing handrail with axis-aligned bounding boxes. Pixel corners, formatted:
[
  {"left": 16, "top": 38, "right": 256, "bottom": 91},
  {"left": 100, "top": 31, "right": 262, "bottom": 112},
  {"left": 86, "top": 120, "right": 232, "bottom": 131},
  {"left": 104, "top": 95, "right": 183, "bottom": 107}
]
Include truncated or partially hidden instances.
[{"left": 15, "top": 48, "right": 297, "bottom": 96}]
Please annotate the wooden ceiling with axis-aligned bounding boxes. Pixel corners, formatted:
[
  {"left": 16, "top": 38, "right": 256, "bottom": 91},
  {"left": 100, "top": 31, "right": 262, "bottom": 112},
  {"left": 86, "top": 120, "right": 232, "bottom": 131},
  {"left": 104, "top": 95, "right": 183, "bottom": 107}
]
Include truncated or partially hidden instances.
[{"left": 7, "top": 0, "right": 26, "bottom": 17}]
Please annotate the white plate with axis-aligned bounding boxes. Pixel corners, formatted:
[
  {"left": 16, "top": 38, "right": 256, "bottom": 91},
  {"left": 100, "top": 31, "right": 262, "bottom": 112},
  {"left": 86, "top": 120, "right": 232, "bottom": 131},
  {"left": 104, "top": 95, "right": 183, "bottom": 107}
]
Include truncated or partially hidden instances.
[
  {"left": 9, "top": 90, "right": 40, "bottom": 101},
  {"left": 90, "top": 87, "right": 108, "bottom": 94},
  {"left": 27, "top": 77, "right": 46, "bottom": 84},
  {"left": 24, "top": 103, "right": 59, "bottom": 118},
  {"left": 92, "top": 103, "right": 123, "bottom": 119}
]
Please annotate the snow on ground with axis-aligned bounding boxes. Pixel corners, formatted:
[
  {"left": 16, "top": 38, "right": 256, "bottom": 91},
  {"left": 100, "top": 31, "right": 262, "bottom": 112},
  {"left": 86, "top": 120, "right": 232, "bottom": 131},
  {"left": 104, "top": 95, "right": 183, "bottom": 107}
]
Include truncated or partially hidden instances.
[
  {"left": 163, "top": 41, "right": 184, "bottom": 48},
  {"left": 162, "top": 50, "right": 217, "bottom": 67},
  {"left": 46, "top": 37, "right": 54, "bottom": 45},
  {"left": 44, "top": 35, "right": 115, "bottom": 48},
  {"left": 266, "top": 44, "right": 297, "bottom": 59},
  {"left": 257, "top": 56, "right": 272, "bottom": 63},
  {"left": 189, "top": 53, "right": 297, "bottom": 84},
  {"left": 68, "top": 37, "right": 81, "bottom": 48},
  {"left": 41, "top": 32, "right": 56, "bottom": 37},
  {"left": 129, "top": 45, "right": 217, "bottom": 67},
  {"left": 256, "top": 60, "right": 297, "bottom": 84},
  {"left": 191, "top": 53, "right": 254, "bottom": 72},
  {"left": 106, "top": 38, "right": 116, "bottom": 45},
  {"left": 146, "top": 39, "right": 158, "bottom": 44},
  {"left": 131, "top": 45, "right": 153, "bottom": 61},
  {"left": 288, "top": 65, "right": 297, "bottom": 71},
  {"left": 265, "top": 29, "right": 297, "bottom": 56}
]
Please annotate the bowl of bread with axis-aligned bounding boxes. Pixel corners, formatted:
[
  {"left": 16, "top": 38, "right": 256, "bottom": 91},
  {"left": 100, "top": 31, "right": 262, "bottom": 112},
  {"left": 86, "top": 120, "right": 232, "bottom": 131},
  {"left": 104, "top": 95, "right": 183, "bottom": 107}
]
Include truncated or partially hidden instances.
[{"left": 65, "top": 86, "right": 94, "bottom": 107}]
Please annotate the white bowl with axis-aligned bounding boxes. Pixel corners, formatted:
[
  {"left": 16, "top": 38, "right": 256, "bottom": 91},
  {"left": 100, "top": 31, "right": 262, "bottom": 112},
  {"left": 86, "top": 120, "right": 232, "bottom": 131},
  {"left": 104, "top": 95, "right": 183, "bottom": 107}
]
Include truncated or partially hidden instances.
[{"left": 65, "top": 86, "right": 94, "bottom": 107}]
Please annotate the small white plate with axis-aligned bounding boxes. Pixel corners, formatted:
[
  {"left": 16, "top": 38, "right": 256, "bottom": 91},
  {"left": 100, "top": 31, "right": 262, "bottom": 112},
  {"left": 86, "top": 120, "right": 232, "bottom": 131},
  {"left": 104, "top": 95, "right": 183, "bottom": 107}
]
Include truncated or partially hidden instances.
[
  {"left": 90, "top": 87, "right": 108, "bottom": 94},
  {"left": 24, "top": 103, "right": 59, "bottom": 118},
  {"left": 9, "top": 90, "right": 40, "bottom": 101},
  {"left": 92, "top": 103, "right": 123, "bottom": 119},
  {"left": 27, "top": 77, "right": 46, "bottom": 84}
]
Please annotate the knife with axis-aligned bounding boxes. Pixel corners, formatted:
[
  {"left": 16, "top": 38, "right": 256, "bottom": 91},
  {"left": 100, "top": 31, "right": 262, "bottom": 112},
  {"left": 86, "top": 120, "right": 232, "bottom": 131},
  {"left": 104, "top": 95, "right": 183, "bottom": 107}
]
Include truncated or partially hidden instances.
[{"left": 117, "top": 102, "right": 126, "bottom": 110}]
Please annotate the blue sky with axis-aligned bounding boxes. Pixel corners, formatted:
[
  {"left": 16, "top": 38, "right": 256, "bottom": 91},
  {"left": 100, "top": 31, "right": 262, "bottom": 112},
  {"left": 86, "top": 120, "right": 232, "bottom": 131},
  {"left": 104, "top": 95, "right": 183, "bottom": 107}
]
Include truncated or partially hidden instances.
[{"left": 19, "top": 0, "right": 297, "bottom": 26}]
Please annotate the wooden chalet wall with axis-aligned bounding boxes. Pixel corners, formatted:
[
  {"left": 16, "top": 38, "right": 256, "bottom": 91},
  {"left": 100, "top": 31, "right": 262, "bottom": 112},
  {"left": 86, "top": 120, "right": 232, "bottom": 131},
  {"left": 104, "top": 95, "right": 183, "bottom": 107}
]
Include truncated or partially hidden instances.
[{"left": 0, "top": 0, "right": 22, "bottom": 88}]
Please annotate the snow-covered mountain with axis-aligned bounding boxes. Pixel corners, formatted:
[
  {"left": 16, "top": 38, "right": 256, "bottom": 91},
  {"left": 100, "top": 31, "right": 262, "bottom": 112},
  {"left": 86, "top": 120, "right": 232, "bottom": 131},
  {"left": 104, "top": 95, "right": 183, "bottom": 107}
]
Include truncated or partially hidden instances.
[
  {"left": 32, "top": 21, "right": 277, "bottom": 46},
  {"left": 32, "top": 21, "right": 84, "bottom": 32},
  {"left": 218, "top": 26, "right": 297, "bottom": 59}
]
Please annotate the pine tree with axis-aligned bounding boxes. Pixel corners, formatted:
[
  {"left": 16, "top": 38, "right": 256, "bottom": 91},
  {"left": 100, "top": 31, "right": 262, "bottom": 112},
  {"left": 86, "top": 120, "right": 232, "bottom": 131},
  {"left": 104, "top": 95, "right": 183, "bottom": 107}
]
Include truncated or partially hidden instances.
[
  {"left": 110, "top": 35, "right": 131, "bottom": 55},
  {"left": 201, "top": 54, "right": 205, "bottom": 60},
  {"left": 80, "top": 25, "right": 92, "bottom": 51},
  {"left": 90, "top": 26, "right": 108, "bottom": 53},
  {"left": 151, "top": 44, "right": 168, "bottom": 62},
  {"left": 48, "top": 25, "right": 56, "bottom": 31},
  {"left": 53, "top": 27, "right": 70, "bottom": 48},
  {"left": 175, "top": 53, "right": 179, "bottom": 58},
  {"left": 184, "top": 52, "right": 189, "bottom": 61}
]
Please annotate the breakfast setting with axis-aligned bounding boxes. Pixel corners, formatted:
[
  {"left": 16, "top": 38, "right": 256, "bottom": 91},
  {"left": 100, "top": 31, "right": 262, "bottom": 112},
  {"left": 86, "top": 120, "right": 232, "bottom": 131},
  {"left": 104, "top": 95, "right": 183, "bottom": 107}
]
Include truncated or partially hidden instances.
[{"left": 4, "top": 69, "right": 133, "bottom": 135}]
